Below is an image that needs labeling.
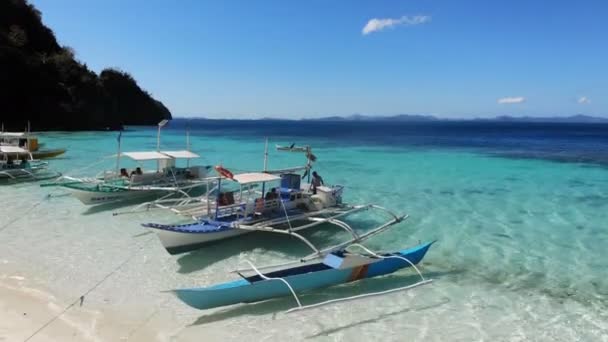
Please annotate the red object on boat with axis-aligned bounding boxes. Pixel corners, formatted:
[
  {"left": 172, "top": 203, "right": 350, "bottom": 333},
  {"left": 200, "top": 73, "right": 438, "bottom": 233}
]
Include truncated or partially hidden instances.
[{"left": 214, "top": 165, "right": 234, "bottom": 179}]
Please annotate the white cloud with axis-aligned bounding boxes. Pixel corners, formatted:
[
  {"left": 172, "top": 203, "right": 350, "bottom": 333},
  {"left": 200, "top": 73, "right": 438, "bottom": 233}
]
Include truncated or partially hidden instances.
[
  {"left": 497, "top": 96, "right": 526, "bottom": 104},
  {"left": 578, "top": 96, "right": 590, "bottom": 104},
  {"left": 362, "top": 15, "right": 431, "bottom": 35}
]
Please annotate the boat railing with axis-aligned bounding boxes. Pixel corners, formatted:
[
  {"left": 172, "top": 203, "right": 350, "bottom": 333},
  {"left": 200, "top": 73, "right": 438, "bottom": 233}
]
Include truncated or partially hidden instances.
[{"left": 215, "top": 202, "right": 247, "bottom": 218}]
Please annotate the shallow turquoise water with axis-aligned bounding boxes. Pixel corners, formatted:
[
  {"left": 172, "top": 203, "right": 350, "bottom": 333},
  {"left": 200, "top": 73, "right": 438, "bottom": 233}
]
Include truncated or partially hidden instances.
[{"left": 1, "top": 127, "right": 607, "bottom": 340}]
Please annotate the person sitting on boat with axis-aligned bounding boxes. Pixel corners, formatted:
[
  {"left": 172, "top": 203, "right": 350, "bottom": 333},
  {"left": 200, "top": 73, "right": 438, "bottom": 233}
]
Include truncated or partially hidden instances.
[
  {"left": 20, "top": 158, "right": 29, "bottom": 167},
  {"left": 6, "top": 157, "right": 14, "bottom": 167},
  {"left": 265, "top": 188, "right": 279, "bottom": 201},
  {"left": 217, "top": 193, "right": 229, "bottom": 206},
  {"left": 224, "top": 192, "right": 235, "bottom": 205},
  {"left": 310, "top": 171, "right": 324, "bottom": 194},
  {"left": 120, "top": 168, "right": 129, "bottom": 177},
  {"left": 130, "top": 167, "right": 143, "bottom": 176}
]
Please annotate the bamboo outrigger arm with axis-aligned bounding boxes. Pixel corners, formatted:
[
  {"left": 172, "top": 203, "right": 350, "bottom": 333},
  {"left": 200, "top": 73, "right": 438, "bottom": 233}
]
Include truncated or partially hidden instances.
[{"left": 232, "top": 208, "right": 409, "bottom": 271}]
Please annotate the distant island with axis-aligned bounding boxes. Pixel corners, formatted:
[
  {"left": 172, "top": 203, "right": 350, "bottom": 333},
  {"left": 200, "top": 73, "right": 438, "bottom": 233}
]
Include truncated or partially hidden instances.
[
  {"left": 178, "top": 114, "right": 608, "bottom": 123},
  {"left": 302, "top": 114, "right": 437, "bottom": 122},
  {"left": 0, "top": 0, "right": 171, "bottom": 131},
  {"left": 305, "top": 114, "right": 608, "bottom": 123}
]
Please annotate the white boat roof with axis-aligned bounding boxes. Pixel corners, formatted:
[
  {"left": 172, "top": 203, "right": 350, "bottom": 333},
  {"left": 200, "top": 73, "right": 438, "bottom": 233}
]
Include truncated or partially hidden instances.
[
  {"left": 0, "top": 146, "right": 29, "bottom": 153},
  {"left": 161, "top": 150, "right": 200, "bottom": 159},
  {"left": 232, "top": 172, "right": 281, "bottom": 184},
  {"left": 0, "top": 132, "right": 27, "bottom": 138},
  {"left": 121, "top": 151, "right": 172, "bottom": 161}
]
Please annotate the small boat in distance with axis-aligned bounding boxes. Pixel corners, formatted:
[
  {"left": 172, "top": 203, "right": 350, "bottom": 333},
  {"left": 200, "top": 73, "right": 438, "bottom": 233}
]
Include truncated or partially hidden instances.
[
  {"left": 0, "top": 131, "right": 66, "bottom": 159},
  {"left": 172, "top": 241, "right": 434, "bottom": 311}
]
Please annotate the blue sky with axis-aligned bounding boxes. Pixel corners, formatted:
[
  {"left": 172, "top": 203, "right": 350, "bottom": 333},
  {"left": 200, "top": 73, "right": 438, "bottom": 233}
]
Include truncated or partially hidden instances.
[{"left": 31, "top": 0, "right": 608, "bottom": 119}]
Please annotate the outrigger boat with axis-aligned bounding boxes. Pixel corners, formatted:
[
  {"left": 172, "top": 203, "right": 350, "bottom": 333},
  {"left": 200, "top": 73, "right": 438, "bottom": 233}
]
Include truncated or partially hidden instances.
[
  {"left": 173, "top": 241, "right": 434, "bottom": 312},
  {"left": 0, "top": 125, "right": 66, "bottom": 159},
  {"left": 52, "top": 150, "right": 212, "bottom": 205},
  {"left": 120, "top": 142, "right": 316, "bottom": 217},
  {"left": 143, "top": 170, "right": 405, "bottom": 255},
  {"left": 0, "top": 146, "right": 61, "bottom": 182},
  {"left": 44, "top": 120, "right": 214, "bottom": 205}
]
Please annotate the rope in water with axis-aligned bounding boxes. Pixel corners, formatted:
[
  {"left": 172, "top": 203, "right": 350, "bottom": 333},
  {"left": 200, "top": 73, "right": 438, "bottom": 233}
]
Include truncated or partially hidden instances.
[
  {"left": 0, "top": 200, "right": 43, "bottom": 233},
  {"left": 23, "top": 236, "right": 156, "bottom": 341},
  {"left": 278, "top": 196, "right": 294, "bottom": 231},
  {"left": 0, "top": 190, "right": 56, "bottom": 233}
]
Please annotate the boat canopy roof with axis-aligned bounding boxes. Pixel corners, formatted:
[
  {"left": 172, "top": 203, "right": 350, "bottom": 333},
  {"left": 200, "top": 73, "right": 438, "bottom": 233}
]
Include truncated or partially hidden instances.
[
  {"left": 120, "top": 150, "right": 200, "bottom": 161},
  {"left": 0, "top": 132, "right": 27, "bottom": 138},
  {"left": 0, "top": 146, "right": 29, "bottom": 153},
  {"left": 232, "top": 172, "right": 281, "bottom": 184},
  {"left": 161, "top": 150, "right": 200, "bottom": 159},
  {"left": 121, "top": 151, "right": 172, "bottom": 161}
]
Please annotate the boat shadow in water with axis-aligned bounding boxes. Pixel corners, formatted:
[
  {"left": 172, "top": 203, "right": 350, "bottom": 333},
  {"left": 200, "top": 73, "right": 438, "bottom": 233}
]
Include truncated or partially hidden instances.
[
  {"left": 176, "top": 231, "right": 320, "bottom": 274},
  {"left": 81, "top": 197, "right": 163, "bottom": 216},
  {"left": 189, "top": 269, "right": 457, "bottom": 326}
]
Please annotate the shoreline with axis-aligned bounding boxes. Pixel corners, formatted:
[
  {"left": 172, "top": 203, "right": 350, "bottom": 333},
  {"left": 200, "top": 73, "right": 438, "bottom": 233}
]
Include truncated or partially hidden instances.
[{"left": 0, "top": 278, "right": 162, "bottom": 342}]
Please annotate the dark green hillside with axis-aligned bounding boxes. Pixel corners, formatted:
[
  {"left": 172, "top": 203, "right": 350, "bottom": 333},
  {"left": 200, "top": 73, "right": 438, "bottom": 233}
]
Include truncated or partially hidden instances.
[{"left": 0, "top": 0, "right": 171, "bottom": 131}]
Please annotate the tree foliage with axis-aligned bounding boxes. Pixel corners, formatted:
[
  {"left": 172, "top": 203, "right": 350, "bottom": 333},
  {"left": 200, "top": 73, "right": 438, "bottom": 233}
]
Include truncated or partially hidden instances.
[{"left": 0, "top": 0, "right": 172, "bottom": 131}]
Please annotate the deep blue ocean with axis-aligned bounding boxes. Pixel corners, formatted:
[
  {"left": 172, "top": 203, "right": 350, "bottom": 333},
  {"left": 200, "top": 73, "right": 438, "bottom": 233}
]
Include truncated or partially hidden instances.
[{"left": 169, "top": 119, "right": 608, "bottom": 166}]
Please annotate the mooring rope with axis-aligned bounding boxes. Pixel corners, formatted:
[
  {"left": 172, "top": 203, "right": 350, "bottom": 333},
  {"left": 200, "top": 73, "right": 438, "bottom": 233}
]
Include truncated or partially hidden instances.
[
  {"left": 23, "top": 236, "right": 156, "bottom": 341},
  {"left": 0, "top": 191, "right": 54, "bottom": 233},
  {"left": 278, "top": 197, "right": 294, "bottom": 231}
]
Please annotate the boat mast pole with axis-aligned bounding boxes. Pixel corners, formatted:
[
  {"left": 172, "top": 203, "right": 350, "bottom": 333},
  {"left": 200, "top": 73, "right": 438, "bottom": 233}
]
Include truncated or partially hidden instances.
[
  {"left": 116, "top": 131, "right": 122, "bottom": 177},
  {"left": 157, "top": 123, "right": 161, "bottom": 172},
  {"left": 186, "top": 125, "right": 190, "bottom": 168},
  {"left": 261, "top": 138, "right": 268, "bottom": 199},
  {"left": 157, "top": 119, "right": 169, "bottom": 172},
  {"left": 306, "top": 146, "right": 311, "bottom": 183},
  {"left": 215, "top": 177, "right": 221, "bottom": 219},
  {"left": 263, "top": 137, "right": 269, "bottom": 172}
]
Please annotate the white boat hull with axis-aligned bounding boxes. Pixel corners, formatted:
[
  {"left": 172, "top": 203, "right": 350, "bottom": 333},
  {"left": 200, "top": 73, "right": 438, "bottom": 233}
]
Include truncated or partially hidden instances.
[
  {"left": 151, "top": 226, "right": 251, "bottom": 254},
  {"left": 70, "top": 188, "right": 165, "bottom": 205}
]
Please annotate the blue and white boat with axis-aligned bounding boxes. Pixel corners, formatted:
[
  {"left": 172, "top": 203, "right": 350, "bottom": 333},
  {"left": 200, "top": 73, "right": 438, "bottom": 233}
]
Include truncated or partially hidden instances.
[
  {"left": 143, "top": 170, "right": 405, "bottom": 255},
  {"left": 173, "top": 241, "right": 434, "bottom": 311}
]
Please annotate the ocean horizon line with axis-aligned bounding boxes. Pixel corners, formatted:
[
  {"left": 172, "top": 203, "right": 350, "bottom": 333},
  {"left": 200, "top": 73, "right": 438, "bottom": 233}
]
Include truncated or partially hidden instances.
[{"left": 172, "top": 114, "right": 608, "bottom": 124}]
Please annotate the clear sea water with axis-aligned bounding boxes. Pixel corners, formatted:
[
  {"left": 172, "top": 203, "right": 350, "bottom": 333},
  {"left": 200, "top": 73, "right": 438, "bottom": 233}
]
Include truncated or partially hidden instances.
[{"left": 1, "top": 119, "right": 607, "bottom": 341}]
